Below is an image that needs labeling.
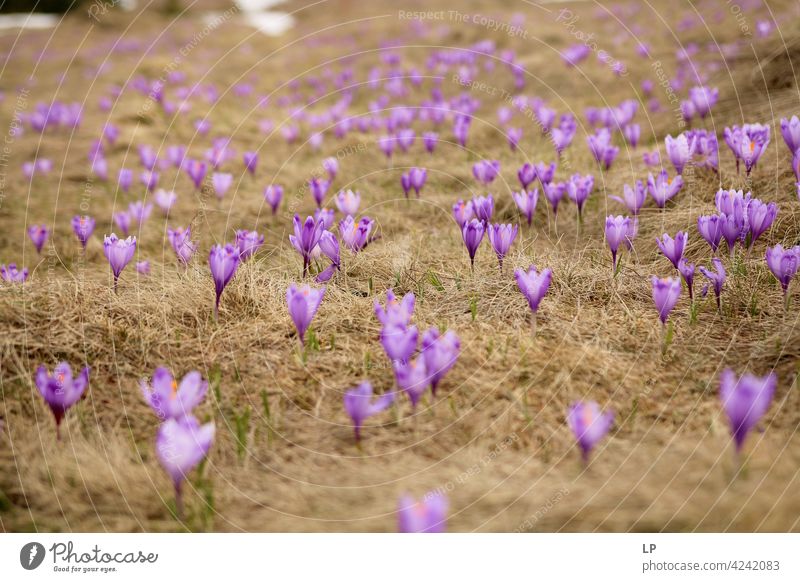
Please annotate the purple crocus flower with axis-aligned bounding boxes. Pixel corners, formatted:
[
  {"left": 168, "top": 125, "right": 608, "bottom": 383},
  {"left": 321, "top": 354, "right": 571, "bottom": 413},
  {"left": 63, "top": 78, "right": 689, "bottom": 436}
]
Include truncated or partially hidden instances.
[
  {"left": 566, "top": 173, "right": 594, "bottom": 220},
  {"left": 678, "top": 259, "right": 695, "bottom": 301},
  {"left": 335, "top": 189, "right": 360, "bottom": 216},
  {"left": 28, "top": 225, "right": 49, "bottom": 254},
  {"left": 103, "top": 234, "right": 136, "bottom": 292},
  {"left": 235, "top": 229, "right": 264, "bottom": 261},
  {"left": 208, "top": 244, "right": 240, "bottom": 317},
  {"left": 343, "top": 381, "right": 395, "bottom": 442},
  {"left": 408, "top": 167, "right": 427, "bottom": 196},
  {"left": 136, "top": 261, "right": 150, "bottom": 275},
  {"left": 647, "top": 171, "right": 683, "bottom": 208},
  {"left": 141, "top": 367, "right": 208, "bottom": 420},
  {"left": 156, "top": 416, "right": 215, "bottom": 517},
  {"left": 697, "top": 214, "right": 724, "bottom": 253},
  {"left": 780, "top": 116, "right": 800, "bottom": 154},
  {"left": 154, "top": 189, "right": 177, "bottom": 215},
  {"left": 535, "top": 161, "right": 556, "bottom": 185},
  {"left": 421, "top": 328, "right": 460, "bottom": 397},
  {"left": 543, "top": 181, "right": 566, "bottom": 216},
  {"left": 747, "top": 199, "right": 778, "bottom": 248},
  {"left": 1, "top": 263, "right": 28, "bottom": 283},
  {"left": 212, "top": 172, "right": 233, "bottom": 200},
  {"left": 665, "top": 133, "right": 691, "bottom": 174},
  {"left": 567, "top": 400, "right": 614, "bottom": 465},
  {"left": 515, "top": 265, "right": 552, "bottom": 322},
  {"left": 611, "top": 180, "right": 647, "bottom": 215},
  {"left": 168, "top": 226, "right": 197, "bottom": 265},
  {"left": 315, "top": 230, "right": 341, "bottom": 283},
  {"left": 71, "top": 215, "right": 95, "bottom": 249},
  {"left": 765, "top": 244, "right": 800, "bottom": 298},
  {"left": 378, "top": 135, "right": 395, "bottom": 159},
  {"left": 471, "top": 194, "right": 494, "bottom": 223},
  {"left": 290, "top": 215, "right": 324, "bottom": 277},
  {"left": 656, "top": 231, "right": 687, "bottom": 269},
  {"left": 512, "top": 189, "right": 538, "bottom": 226},
  {"left": 472, "top": 160, "right": 500, "bottom": 185},
  {"left": 517, "top": 163, "right": 536, "bottom": 190},
  {"left": 651, "top": 276, "right": 681, "bottom": 324},
  {"left": 623, "top": 123, "right": 640, "bottom": 148},
  {"left": 487, "top": 223, "right": 518, "bottom": 271},
  {"left": 587, "top": 128, "right": 619, "bottom": 170},
  {"left": 699, "top": 258, "right": 726, "bottom": 310},
  {"left": 309, "top": 177, "right": 330, "bottom": 208},
  {"left": 263, "top": 185, "right": 284, "bottom": 216},
  {"left": 339, "top": 215, "right": 374, "bottom": 253},
  {"left": 118, "top": 168, "right": 133, "bottom": 193},
  {"left": 689, "top": 86, "right": 718, "bottom": 118},
  {"left": 719, "top": 369, "right": 775, "bottom": 454},
  {"left": 35, "top": 362, "right": 89, "bottom": 440},
  {"left": 140, "top": 170, "right": 159, "bottom": 192},
  {"left": 128, "top": 201, "right": 152, "bottom": 227},
  {"left": 452, "top": 199, "right": 474, "bottom": 227},
  {"left": 184, "top": 159, "right": 207, "bottom": 190},
  {"left": 605, "top": 215, "right": 633, "bottom": 272},
  {"left": 375, "top": 289, "right": 415, "bottom": 328},
  {"left": 381, "top": 324, "right": 418, "bottom": 363},
  {"left": 393, "top": 356, "right": 429, "bottom": 409},
  {"left": 397, "top": 493, "right": 448, "bottom": 533},
  {"left": 243, "top": 151, "right": 258, "bottom": 175},
  {"left": 400, "top": 172, "right": 412, "bottom": 198},
  {"left": 286, "top": 283, "right": 325, "bottom": 345},
  {"left": 423, "top": 132, "right": 438, "bottom": 153},
  {"left": 315, "top": 207, "right": 335, "bottom": 230},
  {"left": 322, "top": 157, "right": 338, "bottom": 180}
]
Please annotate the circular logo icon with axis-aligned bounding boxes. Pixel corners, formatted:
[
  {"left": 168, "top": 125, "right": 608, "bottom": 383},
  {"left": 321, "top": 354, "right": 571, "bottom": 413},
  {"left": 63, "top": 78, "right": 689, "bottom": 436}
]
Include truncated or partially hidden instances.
[{"left": 20, "top": 542, "right": 46, "bottom": 570}]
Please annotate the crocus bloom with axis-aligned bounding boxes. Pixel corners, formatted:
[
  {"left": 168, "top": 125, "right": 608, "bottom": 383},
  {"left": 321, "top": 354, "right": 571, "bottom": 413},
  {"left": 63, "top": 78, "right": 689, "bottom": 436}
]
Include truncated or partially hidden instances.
[
  {"left": 780, "top": 115, "right": 800, "bottom": 154},
  {"left": 211, "top": 172, "right": 233, "bottom": 200},
  {"left": 208, "top": 244, "right": 240, "bottom": 317},
  {"left": 623, "top": 123, "right": 641, "bottom": 148},
  {"left": 651, "top": 276, "right": 681, "bottom": 324},
  {"left": 264, "top": 185, "right": 284, "bottom": 215},
  {"left": 381, "top": 324, "right": 418, "bottom": 363},
  {"left": 316, "top": 230, "right": 341, "bottom": 283},
  {"left": 156, "top": 416, "right": 215, "bottom": 517},
  {"left": 243, "top": 151, "right": 258, "bottom": 175},
  {"left": 339, "top": 216, "right": 374, "bottom": 253},
  {"left": 515, "top": 265, "right": 552, "bottom": 315},
  {"left": 678, "top": 259, "right": 695, "bottom": 301},
  {"left": 699, "top": 258, "right": 726, "bottom": 310},
  {"left": 512, "top": 189, "right": 538, "bottom": 226},
  {"left": 184, "top": 159, "right": 207, "bottom": 190},
  {"left": 423, "top": 132, "right": 438, "bottom": 153},
  {"left": 421, "top": 328, "right": 460, "bottom": 397},
  {"left": 567, "top": 174, "right": 594, "bottom": 220},
  {"left": 136, "top": 260, "right": 150, "bottom": 275},
  {"left": 611, "top": 181, "right": 647, "bottom": 215},
  {"left": 397, "top": 493, "right": 448, "bottom": 533},
  {"left": 472, "top": 160, "right": 500, "bottom": 185},
  {"left": 647, "top": 171, "right": 683, "bottom": 208},
  {"left": 286, "top": 283, "right": 325, "bottom": 345},
  {"left": 517, "top": 163, "right": 536, "bottom": 190},
  {"left": 393, "top": 356, "right": 429, "bottom": 408},
  {"left": 103, "top": 234, "right": 136, "bottom": 292},
  {"left": 487, "top": 223, "right": 518, "bottom": 270},
  {"left": 335, "top": 189, "right": 361, "bottom": 216},
  {"left": 315, "top": 208, "right": 335, "bottom": 230},
  {"left": 322, "top": 157, "right": 338, "bottom": 180},
  {"left": 689, "top": 86, "right": 718, "bottom": 118},
  {"left": 543, "top": 181, "right": 566, "bottom": 216},
  {"left": 112, "top": 211, "right": 131, "bottom": 237},
  {"left": 605, "top": 215, "right": 633, "bottom": 272},
  {"left": 567, "top": 400, "right": 614, "bottom": 464},
  {"left": 697, "top": 214, "right": 724, "bottom": 253},
  {"left": 28, "top": 225, "right": 49, "bottom": 254},
  {"left": 140, "top": 170, "right": 159, "bottom": 192},
  {"left": 374, "top": 289, "right": 415, "bottom": 328},
  {"left": 0, "top": 263, "right": 28, "bottom": 283},
  {"left": 587, "top": 128, "right": 619, "bottom": 170},
  {"left": 141, "top": 367, "right": 208, "bottom": 420},
  {"left": 452, "top": 199, "right": 474, "bottom": 227},
  {"left": 378, "top": 135, "right": 395, "bottom": 159},
  {"left": 290, "top": 215, "right": 324, "bottom": 276},
  {"left": 309, "top": 178, "right": 330, "bottom": 208},
  {"left": 719, "top": 368, "right": 775, "bottom": 454},
  {"left": 154, "top": 189, "right": 177, "bottom": 214},
  {"left": 71, "top": 215, "right": 95, "bottom": 249},
  {"left": 408, "top": 167, "right": 427, "bottom": 196},
  {"left": 747, "top": 199, "right": 778, "bottom": 248},
  {"left": 235, "top": 229, "right": 264, "bottom": 261},
  {"left": 118, "top": 168, "right": 133, "bottom": 193},
  {"left": 128, "top": 201, "right": 153, "bottom": 226},
  {"left": 656, "top": 231, "right": 687, "bottom": 269},
  {"left": 535, "top": 161, "right": 556, "bottom": 185},
  {"left": 471, "top": 194, "right": 494, "bottom": 223},
  {"left": 168, "top": 226, "right": 197, "bottom": 265},
  {"left": 343, "top": 381, "right": 395, "bottom": 442},
  {"left": 35, "top": 362, "right": 89, "bottom": 440},
  {"left": 462, "top": 219, "right": 485, "bottom": 270},
  {"left": 765, "top": 244, "right": 800, "bottom": 297},
  {"left": 665, "top": 133, "right": 691, "bottom": 174}
]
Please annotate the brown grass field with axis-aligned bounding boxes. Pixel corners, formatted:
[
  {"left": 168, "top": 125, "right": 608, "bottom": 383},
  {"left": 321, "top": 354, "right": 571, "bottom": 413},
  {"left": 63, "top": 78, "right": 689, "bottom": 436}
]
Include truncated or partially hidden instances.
[{"left": 1, "top": 0, "right": 800, "bottom": 532}]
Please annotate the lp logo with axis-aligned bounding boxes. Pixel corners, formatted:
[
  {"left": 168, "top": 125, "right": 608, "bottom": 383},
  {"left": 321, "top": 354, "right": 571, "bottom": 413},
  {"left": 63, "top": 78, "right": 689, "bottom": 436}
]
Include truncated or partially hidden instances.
[{"left": 20, "top": 542, "right": 46, "bottom": 570}]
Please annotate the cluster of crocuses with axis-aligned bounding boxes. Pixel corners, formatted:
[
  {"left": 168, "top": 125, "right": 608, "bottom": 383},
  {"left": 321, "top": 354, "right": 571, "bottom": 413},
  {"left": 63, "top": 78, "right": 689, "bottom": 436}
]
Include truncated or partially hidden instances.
[
  {"left": 343, "top": 289, "right": 461, "bottom": 440},
  {"left": 141, "top": 367, "right": 215, "bottom": 517}
]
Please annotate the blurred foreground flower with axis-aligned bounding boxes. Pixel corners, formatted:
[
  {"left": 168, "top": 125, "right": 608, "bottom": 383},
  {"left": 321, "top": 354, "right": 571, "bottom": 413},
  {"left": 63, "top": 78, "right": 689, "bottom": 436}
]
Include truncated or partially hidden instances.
[
  {"left": 720, "top": 369, "right": 775, "bottom": 458},
  {"left": 397, "top": 493, "right": 448, "bottom": 533},
  {"left": 567, "top": 400, "right": 613, "bottom": 465}
]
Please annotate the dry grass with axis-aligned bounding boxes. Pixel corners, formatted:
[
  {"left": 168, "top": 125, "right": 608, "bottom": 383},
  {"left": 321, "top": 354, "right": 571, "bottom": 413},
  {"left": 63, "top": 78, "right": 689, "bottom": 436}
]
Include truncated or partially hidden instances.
[{"left": 1, "top": 0, "right": 800, "bottom": 532}]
